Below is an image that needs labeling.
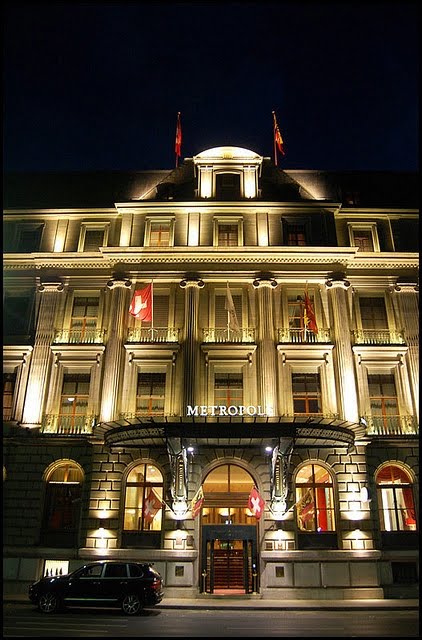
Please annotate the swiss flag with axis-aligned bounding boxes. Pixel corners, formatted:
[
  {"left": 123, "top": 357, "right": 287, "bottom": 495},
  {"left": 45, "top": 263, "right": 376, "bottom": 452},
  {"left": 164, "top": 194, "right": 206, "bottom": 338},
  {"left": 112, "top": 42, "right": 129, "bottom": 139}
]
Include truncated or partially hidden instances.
[
  {"left": 248, "top": 486, "right": 265, "bottom": 519},
  {"left": 143, "top": 489, "right": 162, "bottom": 523},
  {"left": 129, "top": 284, "right": 152, "bottom": 322}
]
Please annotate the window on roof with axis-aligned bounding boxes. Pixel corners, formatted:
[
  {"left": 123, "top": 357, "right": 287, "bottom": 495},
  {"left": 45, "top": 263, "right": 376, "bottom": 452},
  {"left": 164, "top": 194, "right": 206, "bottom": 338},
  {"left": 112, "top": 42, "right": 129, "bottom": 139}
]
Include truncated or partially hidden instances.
[{"left": 215, "top": 173, "right": 241, "bottom": 200}]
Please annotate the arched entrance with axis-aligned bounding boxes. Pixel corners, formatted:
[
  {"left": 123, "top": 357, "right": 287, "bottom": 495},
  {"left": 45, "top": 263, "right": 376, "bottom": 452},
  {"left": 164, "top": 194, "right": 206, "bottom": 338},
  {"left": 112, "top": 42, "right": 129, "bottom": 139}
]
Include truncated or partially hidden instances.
[{"left": 200, "top": 464, "right": 258, "bottom": 594}]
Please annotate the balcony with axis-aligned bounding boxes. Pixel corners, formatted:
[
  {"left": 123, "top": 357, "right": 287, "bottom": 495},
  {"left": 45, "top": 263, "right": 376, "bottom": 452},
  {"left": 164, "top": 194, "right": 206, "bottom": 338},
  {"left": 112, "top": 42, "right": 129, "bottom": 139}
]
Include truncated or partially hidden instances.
[
  {"left": 351, "top": 329, "right": 406, "bottom": 345},
  {"left": 126, "top": 327, "right": 180, "bottom": 343},
  {"left": 53, "top": 329, "right": 106, "bottom": 344},
  {"left": 202, "top": 328, "right": 256, "bottom": 343},
  {"left": 120, "top": 411, "right": 165, "bottom": 420},
  {"left": 41, "top": 414, "right": 97, "bottom": 435},
  {"left": 277, "top": 327, "right": 332, "bottom": 343},
  {"left": 362, "top": 415, "right": 418, "bottom": 436}
]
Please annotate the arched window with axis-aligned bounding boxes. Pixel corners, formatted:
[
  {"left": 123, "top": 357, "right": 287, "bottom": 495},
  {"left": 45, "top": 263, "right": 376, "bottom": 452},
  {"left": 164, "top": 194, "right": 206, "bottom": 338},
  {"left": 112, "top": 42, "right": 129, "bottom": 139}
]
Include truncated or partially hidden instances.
[
  {"left": 43, "top": 462, "right": 83, "bottom": 543},
  {"left": 202, "top": 464, "right": 256, "bottom": 525},
  {"left": 376, "top": 464, "right": 417, "bottom": 532},
  {"left": 295, "top": 463, "right": 335, "bottom": 532},
  {"left": 123, "top": 463, "right": 164, "bottom": 533}
]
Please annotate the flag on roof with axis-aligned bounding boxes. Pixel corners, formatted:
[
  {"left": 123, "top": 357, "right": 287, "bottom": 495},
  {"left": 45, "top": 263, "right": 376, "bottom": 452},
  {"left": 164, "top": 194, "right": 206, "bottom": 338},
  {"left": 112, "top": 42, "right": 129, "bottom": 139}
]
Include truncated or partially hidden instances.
[
  {"left": 175, "top": 111, "right": 182, "bottom": 159},
  {"left": 272, "top": 110, "right": 285, "bottom": 157}
]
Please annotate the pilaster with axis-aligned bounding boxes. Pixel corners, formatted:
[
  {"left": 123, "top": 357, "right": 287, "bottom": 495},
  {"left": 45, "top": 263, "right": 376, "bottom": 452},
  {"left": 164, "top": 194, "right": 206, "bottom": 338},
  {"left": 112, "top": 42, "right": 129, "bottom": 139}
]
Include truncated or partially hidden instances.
[
  {"left": 21, "top": 281, "right": 64, "bottom": 428},
  {"left": 253, "top": 277, "right": 278, "bottom": 415},
  {"left": 180, "top": 277, "right": 204, "bottom": 412},
  {"left": 99, "top": 277, "right": 132, "bottom": 422},
  {"left": 325, "top": 275, "right": 359, "bottom": 423},
  {"left": 390, "top": 282, "right": 419, "bottom": 419}
]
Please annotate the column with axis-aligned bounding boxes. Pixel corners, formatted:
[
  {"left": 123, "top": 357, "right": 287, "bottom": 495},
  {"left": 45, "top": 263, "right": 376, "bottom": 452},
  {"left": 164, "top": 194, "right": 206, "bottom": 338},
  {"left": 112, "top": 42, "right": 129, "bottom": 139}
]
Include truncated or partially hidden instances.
[
  {"left": 21, "top": 281, "right": 64, "bottom": 428},
  {"left": 391, "top": 283, "right": 419, "bottom": 421},
  {"left": 253, "top": 277, "right": 278, "bottom": 415},
  {"left": 180, "top": 277, "right": 204, "bottom": 412},
  {"left": 99, "top": 277, "right": 132, "bottom": 423},
  {"left": 325, "top": 275, "right": 359, "bottom": 423}
]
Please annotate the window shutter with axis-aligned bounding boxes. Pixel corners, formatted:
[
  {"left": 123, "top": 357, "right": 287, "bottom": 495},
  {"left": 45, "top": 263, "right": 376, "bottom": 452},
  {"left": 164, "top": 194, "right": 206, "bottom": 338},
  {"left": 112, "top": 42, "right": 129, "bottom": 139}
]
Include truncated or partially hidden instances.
[{"left": 153, "top": 294, "right": 169, "bottom": 327}]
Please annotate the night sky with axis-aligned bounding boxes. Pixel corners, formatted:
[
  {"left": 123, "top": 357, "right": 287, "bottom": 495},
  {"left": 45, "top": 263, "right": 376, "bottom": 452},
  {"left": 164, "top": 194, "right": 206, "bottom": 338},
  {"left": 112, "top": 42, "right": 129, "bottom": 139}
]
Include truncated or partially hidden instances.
[{"left": 3, "top": 1, "right": 419, "bottom": 173}]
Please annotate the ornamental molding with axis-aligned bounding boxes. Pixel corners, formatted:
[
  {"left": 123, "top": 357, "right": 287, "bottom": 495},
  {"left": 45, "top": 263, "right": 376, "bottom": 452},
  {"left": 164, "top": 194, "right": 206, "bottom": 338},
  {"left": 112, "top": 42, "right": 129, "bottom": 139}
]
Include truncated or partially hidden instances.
[{"left": 3, "top": 249, "right": 419, "bottom": 271}]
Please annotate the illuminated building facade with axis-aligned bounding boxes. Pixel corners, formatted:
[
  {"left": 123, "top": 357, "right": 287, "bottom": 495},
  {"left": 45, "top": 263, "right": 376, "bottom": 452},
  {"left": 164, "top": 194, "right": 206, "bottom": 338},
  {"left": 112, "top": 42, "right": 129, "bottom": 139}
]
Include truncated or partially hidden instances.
[{"left": 3, "top": 146, "right": 419, "bottom": 599}]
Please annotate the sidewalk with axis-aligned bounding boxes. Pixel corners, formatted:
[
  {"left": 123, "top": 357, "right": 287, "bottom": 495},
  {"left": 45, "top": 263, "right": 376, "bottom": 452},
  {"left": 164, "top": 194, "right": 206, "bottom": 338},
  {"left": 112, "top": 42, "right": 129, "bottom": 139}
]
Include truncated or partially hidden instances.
[{"left": 3, "top": 593, "right": 419, "bottom": 610}]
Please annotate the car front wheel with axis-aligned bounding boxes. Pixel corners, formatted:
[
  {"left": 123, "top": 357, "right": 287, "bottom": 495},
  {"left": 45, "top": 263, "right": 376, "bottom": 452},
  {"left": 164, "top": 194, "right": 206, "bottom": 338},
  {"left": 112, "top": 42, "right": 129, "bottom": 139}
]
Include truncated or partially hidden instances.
[
  {"left": 38, "top": 592, "right": 60, "bottom": 613},
  {"left": 121, "top": 593, "right": 142, "bottom": 615}
]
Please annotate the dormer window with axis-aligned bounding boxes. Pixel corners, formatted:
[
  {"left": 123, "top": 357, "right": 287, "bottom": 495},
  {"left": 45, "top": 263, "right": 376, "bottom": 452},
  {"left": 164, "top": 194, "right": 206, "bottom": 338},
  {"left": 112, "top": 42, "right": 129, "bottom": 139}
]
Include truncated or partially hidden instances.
[
  {"left": 193, "top": 146, "right": 263, "bottom": 199},
  {"left": 215, "top": 173, "right": 241, "bottom": 200}
]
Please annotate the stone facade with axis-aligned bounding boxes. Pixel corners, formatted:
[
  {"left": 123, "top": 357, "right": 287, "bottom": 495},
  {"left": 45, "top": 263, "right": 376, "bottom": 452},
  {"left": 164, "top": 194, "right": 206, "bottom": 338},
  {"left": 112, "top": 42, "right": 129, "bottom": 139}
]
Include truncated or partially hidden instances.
[{"left": 3, "top": 147, "right": 419, "bottom": 599}]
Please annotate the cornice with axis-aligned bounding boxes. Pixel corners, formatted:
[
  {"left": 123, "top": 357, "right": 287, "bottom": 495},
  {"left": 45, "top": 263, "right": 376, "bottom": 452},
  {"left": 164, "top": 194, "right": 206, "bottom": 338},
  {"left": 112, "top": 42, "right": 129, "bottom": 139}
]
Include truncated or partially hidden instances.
[{"left": 3, "top": 246, "right": 418, "bottom": 272}]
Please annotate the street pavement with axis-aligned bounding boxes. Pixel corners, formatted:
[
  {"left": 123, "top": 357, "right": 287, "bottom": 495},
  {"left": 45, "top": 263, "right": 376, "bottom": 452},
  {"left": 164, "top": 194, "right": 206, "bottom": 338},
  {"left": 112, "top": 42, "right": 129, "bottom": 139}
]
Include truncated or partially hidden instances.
[{"left": 3, "top": 593, "right": 419, "bottom": 610}]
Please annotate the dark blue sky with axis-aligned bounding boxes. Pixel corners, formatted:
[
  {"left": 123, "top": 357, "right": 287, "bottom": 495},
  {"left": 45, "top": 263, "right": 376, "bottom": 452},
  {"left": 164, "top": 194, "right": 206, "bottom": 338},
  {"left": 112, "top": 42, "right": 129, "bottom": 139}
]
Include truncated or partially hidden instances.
[{"left": 3, "top": 1, "right": 419, "bottom": 172}]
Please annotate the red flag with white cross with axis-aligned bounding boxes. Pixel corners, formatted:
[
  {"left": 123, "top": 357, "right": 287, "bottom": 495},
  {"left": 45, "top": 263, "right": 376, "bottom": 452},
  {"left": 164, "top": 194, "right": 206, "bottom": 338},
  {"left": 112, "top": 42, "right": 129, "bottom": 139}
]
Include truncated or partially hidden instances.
[{"left": 248, "top": 486, "right": 265, "bottom": 519}]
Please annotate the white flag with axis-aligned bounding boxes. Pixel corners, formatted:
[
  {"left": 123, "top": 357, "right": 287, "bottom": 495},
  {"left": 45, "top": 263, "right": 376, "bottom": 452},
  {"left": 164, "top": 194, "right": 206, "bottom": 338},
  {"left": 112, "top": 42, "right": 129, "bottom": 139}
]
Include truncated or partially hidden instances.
[{"left": 225, "top": 283, "right": 240, "bottom": 331}]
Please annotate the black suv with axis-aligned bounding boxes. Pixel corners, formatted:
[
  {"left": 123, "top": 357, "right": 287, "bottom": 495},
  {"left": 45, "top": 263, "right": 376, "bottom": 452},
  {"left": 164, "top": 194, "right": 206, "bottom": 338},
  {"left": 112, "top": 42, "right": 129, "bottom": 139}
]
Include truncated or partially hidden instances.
[{"left": 28, "top": 561, "right": 164, "bottom": 615}]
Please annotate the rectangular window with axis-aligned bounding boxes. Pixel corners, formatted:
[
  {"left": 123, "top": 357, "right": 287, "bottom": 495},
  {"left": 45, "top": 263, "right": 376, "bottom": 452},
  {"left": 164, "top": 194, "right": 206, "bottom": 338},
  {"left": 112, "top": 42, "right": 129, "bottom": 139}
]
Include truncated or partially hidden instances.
[
  {"left": 83, "top": 229, "right": 105, "bottom": 251},
  {"left": 288, "top": 295, "right": 305, "bottom": 330},
  {"left": 214, "top": 373, "right": 243, "bottom": 406},
  {"left": 353, "top": 229, "right": 374, "bottom": 251},
  {"left": 360, "top": 297, "right": 388, "bottom": 329},
  {"left": 3, "top": 294, "right": 35, "bottom": 338},
  {"left": 348, "top": 223, "right": 379, "bottom": 252},
  {"left": 136, "top": 373, "right": 165, "bottom": 415},
  {"left": 70, "top": 296, "right": 99, "bottom": 340},
  {"left": 391, "top": 219, "right": 419, "bottom": 252},
  {"left": 3, "top": 373, "right": 16, "bottom": 420},
  {"left": 59, "top": 374, "right": 90, "bottom": 431},
  {"left": 215, "top": 173, "right": 241, "bottom": 200},
  {"left": 286, "top": 223, "right": 307, "bottom": 246},
  {"left": 218, "top": 223, "right": 239, "bottom": 247},
  {"left": 292, "top": 373, "right": 322, "bottom": 415},
  {"left": 17, "top": 224, "right": 44, "bottom": 252},
  {"left": 149, "top": 223, "right": 171, "bottom": 247},
  {"left": 368, "top": 374, "right": 399, "bottom": 432}
]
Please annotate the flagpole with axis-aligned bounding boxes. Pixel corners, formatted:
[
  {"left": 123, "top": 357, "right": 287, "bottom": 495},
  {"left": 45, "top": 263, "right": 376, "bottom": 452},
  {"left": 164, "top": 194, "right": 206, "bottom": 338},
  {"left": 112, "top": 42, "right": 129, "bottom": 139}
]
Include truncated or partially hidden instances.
[
  {"left": 272, "top": 111, "right": 278, "bottom": 166},
  {"left": 226, "top": 281, "right": 230, "bottom": 339},
  {"left": 175, "top": 111, "right": 181, "bottom": 168},
  {"left": 151, "top": 279, "right": 154, "bottom": 334}
]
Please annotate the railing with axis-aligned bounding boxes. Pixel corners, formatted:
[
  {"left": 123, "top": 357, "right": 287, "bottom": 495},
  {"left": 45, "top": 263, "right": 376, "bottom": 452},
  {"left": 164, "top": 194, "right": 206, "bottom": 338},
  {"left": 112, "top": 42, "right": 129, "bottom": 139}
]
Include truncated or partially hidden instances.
[
  {"left": 351, "top": 329, "right": 406, "bottom": 345},
  {"left": 202, "top": 328, "right": 256, "bottom": 343},
  {"left": 277, "top": 327, "right": 332, "bottom": 343},
  {"left": 120, "top": 411, "right": 165, "bottom": 420},
  {"left": 126, "top": 327, "right": 180, "bottom": 343},
  {"left": 53, "top": 329, "right": 106, "bottom": 344},
  {"left": 41, "top": 414, "right": 97, "bottom": 435},
  {"left": 362, "top": 415, "right": 418, "bottom": 436}
]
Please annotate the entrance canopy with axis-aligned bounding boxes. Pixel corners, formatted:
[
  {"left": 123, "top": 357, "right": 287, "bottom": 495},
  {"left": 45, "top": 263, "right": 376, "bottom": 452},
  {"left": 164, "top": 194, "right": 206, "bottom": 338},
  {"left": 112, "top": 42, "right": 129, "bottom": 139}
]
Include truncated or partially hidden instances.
[{"left": 94, "top": 415, "right": 365, "bottom": 449}]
